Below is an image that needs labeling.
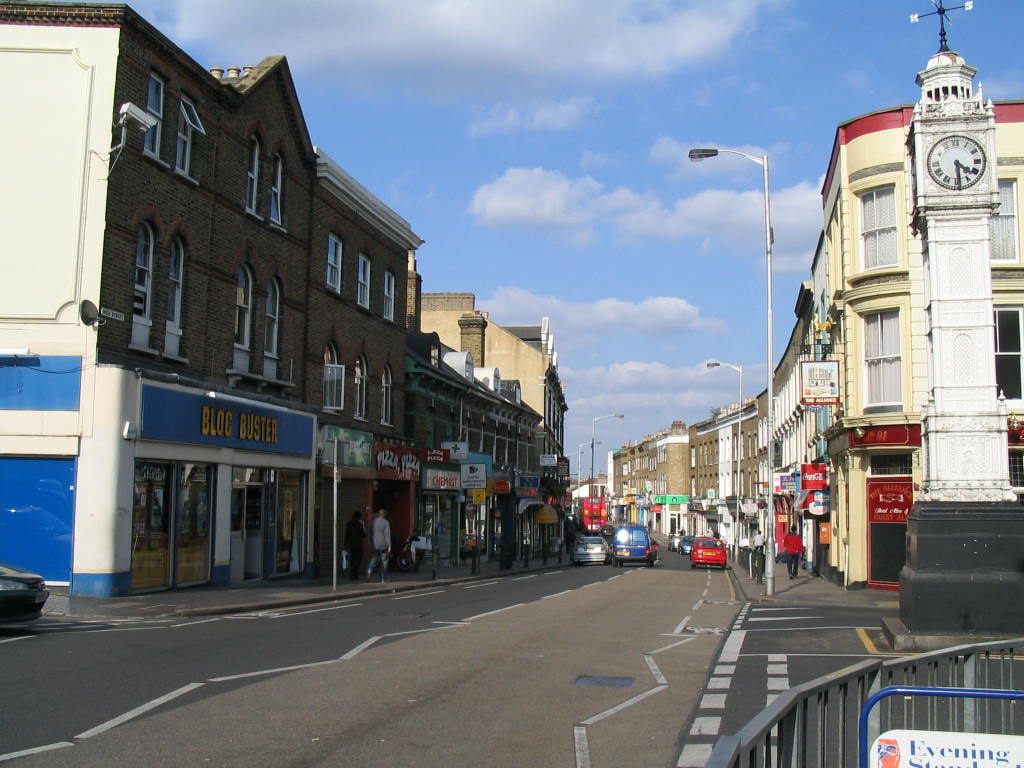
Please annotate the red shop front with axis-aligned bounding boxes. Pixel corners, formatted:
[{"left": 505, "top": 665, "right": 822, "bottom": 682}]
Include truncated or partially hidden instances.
[{"left": 866, "top": 477, "right": 912, "bottom": 590}]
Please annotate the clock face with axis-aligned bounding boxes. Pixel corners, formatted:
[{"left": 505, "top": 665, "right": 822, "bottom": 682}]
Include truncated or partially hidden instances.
[{"left": 926, "top": 135, "right": 987, "bottom": 191}]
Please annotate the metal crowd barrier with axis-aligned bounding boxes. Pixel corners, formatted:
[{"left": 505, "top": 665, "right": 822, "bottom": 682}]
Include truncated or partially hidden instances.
[{"left": 704, "top": 638, "right": 1024, "bottom": 767}]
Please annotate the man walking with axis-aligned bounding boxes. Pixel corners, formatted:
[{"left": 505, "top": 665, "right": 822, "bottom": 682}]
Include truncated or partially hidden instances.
[
  {"left": 782, "top": 525, "right": 804, "bottom": 579},
  {"left": 343, "top": 510, "right": 366, "bottom": 581},
  {"left": 366, "top": 508, "right": 392, "bottom": 582}
]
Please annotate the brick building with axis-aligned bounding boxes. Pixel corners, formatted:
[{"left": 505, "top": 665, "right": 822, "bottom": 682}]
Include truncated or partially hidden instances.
[
  {"left": 0, "top": 4, "right": 421, "bottom": 595},
  {"left": 610, "top": 422, "right": 691, "bottom": 535}
]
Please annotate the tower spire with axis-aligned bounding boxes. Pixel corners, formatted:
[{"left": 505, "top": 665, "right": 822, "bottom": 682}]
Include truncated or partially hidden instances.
[{"left": 910, "top": 0, "right": 974, "bottom": 53}]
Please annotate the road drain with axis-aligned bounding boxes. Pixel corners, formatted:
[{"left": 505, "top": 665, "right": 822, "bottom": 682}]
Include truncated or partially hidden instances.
[{"left": 573, "top": 675, "right": 634, "bottom": 688}]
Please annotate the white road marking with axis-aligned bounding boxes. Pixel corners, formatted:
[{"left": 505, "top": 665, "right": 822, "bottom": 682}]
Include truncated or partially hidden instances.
[
  {"left": 393, "top": 590, "right": 445, "bottom": 600},
  {"left": 464, "top": 581, "right": 500, "bottom": 589},
  {"left": 464, "top": 603, "right": 523, "bottom": 621},
  {"left": 700, "top": 693, "right": 727, "bottom": 709},
  {"left": 512, "top": 575, "right": 536, "bottom": 581},
  {"left": 0, "top": 742, "right": 74, "bottom": 762},
  {"left": 713, "top": 664, "right": 735, "bottom": 675},
  {"left": 677, "top": 743, "right": 713, "bottom": 767},
  {"left": 542, "top": 590, "right": 572, "bottom": 600},
  {"left": 170, "top": 618, "right": 222, "bottom": 628},
  {"left": 689, "top": 716, "right": 720, "bottom": 736},
  {"left": 766, "top": 677, "right": 790, "bottom": 691},
  {"left": 691, "top": 599, "right": 704, "bottom": 611},
  {"left": 766, "top": 664, "right": 787, "bottom": 675},
  {"left": 707, "top": 677, "right": 730, "bottom": 690},
  {"left": 747, "top": 615, "right": 823, "bottom": 622},
  {"left": 649, "top": 637, "right": 695, "bottom": 655},
  {"left": 580, "top": 685, "right": 668, "bottom": 725},
  {"left": 672, "top": 615, "right": 691, "bottom": 634},
  {"left": 208, "top": 659, "right": 338, "bottom": 682},
  {"left": 340, "top": 635, "right": 382, "bottom": 660},
  {"left": 718, "top": 629, "right": 746, "bottom": 664},
  {"left": 644, "top": 654, "right": 667, "bottom": 685},
  {"left": 574, "top": 725, "right": 591, "bottom": 768},
  {"left": 0, "top": 635, "right": 34, "bottom": 645},
  {"left": 76, "top": 683, "right": 204, "bottom": 739}
]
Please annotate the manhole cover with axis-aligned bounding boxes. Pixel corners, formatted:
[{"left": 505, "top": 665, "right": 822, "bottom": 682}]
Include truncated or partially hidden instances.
[{"left": 573, "top": 676, "right": 635, "bottom": 688}]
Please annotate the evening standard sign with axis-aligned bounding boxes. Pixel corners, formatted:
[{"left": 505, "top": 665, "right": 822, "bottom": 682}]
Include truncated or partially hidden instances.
[{"left": 870, "top": 729, "right": 1024, "bottom": 768}]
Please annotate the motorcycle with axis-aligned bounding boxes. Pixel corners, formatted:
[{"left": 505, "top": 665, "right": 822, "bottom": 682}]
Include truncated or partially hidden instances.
[{"left": 394, "top": 535, "right": 421, "bottom": 573}]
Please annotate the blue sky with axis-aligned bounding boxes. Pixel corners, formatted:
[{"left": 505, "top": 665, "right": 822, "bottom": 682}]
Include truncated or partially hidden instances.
[{"left": 131, "top": 0, "right": 1024, "bottom": 470}]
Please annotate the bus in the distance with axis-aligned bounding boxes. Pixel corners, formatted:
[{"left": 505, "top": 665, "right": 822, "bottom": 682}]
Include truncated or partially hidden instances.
[{"left": 580, "top": 497, "right": 608, "bottom": 533}]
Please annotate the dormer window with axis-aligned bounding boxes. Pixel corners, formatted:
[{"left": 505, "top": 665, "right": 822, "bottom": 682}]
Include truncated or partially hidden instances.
[{"left": 430, "top": 347, "right": 439, "bottom": 367}]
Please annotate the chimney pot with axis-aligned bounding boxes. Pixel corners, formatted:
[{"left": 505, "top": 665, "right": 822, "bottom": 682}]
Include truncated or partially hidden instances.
[
  {"left": 209, "top": 66, "right": 224, "bottom": 78},
  {"left": 227, "top": 65, "right": 241, "bottom": 78}
]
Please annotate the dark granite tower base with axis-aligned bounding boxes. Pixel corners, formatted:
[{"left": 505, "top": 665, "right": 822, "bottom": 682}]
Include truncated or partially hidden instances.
[{"left": 899, "top": 501, "right": 1024, "bottom": 636}]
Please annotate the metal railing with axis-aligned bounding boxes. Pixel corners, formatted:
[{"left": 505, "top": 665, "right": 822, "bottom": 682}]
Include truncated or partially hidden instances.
[{"left": 705, "top": 638, "right": 1024, "bottom": 767}]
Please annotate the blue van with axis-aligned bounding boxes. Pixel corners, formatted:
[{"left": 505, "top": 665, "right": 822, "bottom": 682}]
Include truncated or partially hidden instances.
[{"left": 611, "top": 525, "right": 657, "bottom": 567}]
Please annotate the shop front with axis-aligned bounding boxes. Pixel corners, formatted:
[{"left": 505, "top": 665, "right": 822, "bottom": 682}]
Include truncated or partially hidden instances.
[
  {"left": 419, "top": 465, "right": 460, "bottom": 564},
  {"left": 125, "top": 383, "right": 315, "bottom": 595}
]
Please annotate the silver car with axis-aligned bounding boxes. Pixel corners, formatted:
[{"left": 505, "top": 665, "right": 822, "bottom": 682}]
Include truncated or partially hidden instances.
[{"left": 573, "top": 535, "right": 611, "bottom": 565}]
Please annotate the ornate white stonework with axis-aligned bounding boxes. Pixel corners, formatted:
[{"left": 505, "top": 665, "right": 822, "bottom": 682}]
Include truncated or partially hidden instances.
[{"left": 912, "top": 47, "right": 1016, "bottom": 504}]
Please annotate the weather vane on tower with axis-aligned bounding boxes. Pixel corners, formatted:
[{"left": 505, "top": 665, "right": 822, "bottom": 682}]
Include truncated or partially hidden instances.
[{"left": 910, "top": 0, "right": 974, "bottom": 53}]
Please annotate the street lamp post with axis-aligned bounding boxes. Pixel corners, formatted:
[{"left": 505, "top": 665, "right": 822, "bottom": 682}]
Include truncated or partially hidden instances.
[
  {"left": 690, "top": 146, "right": 775, "bottom": 596},
  {"left": 707, "top": 359, "right": 743, "bottom": 563},
  {"left": 591, "top": 413, "right": 624, "bottom": 493}
]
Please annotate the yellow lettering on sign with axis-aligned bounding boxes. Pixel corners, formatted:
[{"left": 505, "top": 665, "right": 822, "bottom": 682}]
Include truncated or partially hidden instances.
[{"left": 200, "top": 405, "right": 234, "bottom": 437}]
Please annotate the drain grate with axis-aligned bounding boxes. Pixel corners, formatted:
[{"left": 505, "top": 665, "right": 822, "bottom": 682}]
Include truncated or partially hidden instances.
[{"left": 573, "top": 675, "right": 635, "bottom": 688}]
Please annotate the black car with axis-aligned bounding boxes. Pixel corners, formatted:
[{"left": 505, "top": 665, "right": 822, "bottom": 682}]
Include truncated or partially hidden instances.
[{"left": 0, "top": 562, "right": 49, "bottom": 623}]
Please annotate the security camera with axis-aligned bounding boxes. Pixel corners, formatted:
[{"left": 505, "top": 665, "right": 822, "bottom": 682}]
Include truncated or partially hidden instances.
[{"left": 118, "top": 102, "right": 158, "bottom": 132}]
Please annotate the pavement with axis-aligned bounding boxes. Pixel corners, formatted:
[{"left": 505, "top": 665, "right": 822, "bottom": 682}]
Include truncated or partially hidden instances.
[{"left": 41, "top": 534, "right": 899, "bottom": 622}]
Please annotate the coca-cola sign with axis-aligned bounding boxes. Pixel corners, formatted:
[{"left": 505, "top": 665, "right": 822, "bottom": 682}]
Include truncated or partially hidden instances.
[{"left": 801, "top": 463, "right": 828, "bottom": 490}]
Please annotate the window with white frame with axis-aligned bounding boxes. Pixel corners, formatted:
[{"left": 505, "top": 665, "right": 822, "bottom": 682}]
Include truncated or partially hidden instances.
[
  {"left": 992, "top": 180, "right": 1019, "bottom": 262},
  {"left": 383, "top": 270, "right": 395, "bottom": 321},
  {"left": 264, "top": 279, "right": 280, "bottom": 358},
  {"left": 245, "top": 137, "right": 260, "bottom": 213},
  {"left": 995, "top": 307, "right": 1023, "bottom": 400},
  {"left": 1010, "top": 452, "right": 1024, "bottom": 489},
  {"left": 144, "top": 74, "right": 163, "bottom": 157},
  {"left": 133, "top": 223, "right": 154, "bottom": 318},
  {"left": 175, "top": 98, "right": 205, "bottom": 175},
  {"left": 864, "top": 309, "right": 901, "bottom": 407},
  {"left": 327, "top": 234, "right": 342, "bottom": 291},
  {"left": 166, "top": 237, "right": 184, "bottom": 329},
  {"left": 860, "top": 185, "right": 898, "bottom": 269},
  {"left": 357, "top": 254, "right": 371, "bottom": 308},
  {"left": 269, "top": 154, "right": 284, "bottom": 225},
  {"left": 380, "top": 366, "right": 393, "bottom": 424},
  {"left": 234, "top": 266, "right": 253, "bottom": 348},
  {"left": 323, "top": 344, "right": 345, "bottom": 410},
  {"left": 353, "top": 355, "right": 368, "bottom": 418}
]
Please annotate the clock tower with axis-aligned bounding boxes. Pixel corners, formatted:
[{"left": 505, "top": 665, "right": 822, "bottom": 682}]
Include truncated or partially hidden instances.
[{"left": 896, "top": 26, "right": 1024, "bottom": 642}]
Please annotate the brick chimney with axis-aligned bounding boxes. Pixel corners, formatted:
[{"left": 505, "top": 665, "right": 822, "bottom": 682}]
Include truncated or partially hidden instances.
[
  {"left": 405, "top": 250, "right": 421, "bottom": 332},
  {"left": 458, "top": 312, "right": 487, "bottom": 367}
]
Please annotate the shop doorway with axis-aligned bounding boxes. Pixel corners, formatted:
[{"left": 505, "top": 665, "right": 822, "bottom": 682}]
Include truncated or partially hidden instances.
[
  {"left": 231, "top": 467, "right": 265, "bottom": 581},
  {"left": 132, "top": 462, "right": 172, "bottom": 591}
]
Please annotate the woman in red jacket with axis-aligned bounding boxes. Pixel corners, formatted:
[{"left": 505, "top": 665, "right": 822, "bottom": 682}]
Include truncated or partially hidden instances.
[{"left": 782, "top": 525, "right": 804, "bottom": 579}]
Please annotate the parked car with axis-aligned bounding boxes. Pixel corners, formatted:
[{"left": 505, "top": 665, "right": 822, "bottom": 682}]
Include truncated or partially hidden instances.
[
  {"left": 610, "top": 525, "right": 657, "bottom": 567},
  {"left": 573, "top": 535, "right": 611, "bottom": 566},
  {"left": 679, "top": 535, "right": 695, "bottom": 555},
  {"left": 600, "top": 524, "right": 615, "bottom": 541},
  {"left": 668, "top": 533, "right": 684, "bottom": 551},
  {"left": 0, "top": 562, "right": 49, "bottom": 623},
  {"left": 690, "top": 537, "right": 727, "bottom": 569}
]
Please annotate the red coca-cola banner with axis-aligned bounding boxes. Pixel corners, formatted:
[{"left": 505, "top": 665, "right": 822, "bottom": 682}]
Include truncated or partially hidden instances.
[
  {"left": 801, "top": 463, "right": 828, "bottom": 490},
  {"left": 866, "top": 478, "right": 912, "bottom": 524}
]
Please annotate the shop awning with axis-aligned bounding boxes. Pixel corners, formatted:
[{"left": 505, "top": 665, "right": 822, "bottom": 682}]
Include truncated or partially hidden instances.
[
  {"left": 518, "top": 500, "right": 559, "bottom": 523},
  {"left": 535, "top": 504, "right": 558, "bottom": 524}
]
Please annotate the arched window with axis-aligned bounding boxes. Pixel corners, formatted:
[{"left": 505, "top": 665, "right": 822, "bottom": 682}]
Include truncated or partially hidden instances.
[
  {"left": 133, "top": 223, "right": 154, "bottom": 318},
  {"left": 245, "top": 137, "right": 260, "bottom": 213},
  {"left": 353, "top": 355, "right": 368, "bottom": 418},
  {"left": 234, "top": 266, "right": 252, "bottom": 348},
  {"left": 323, "top": 343, "right": 344, "bottom": 410},
  {"left": 269, "top": 153, "right": 284, "bottom": 225},
  {"left": 380, "top": 366, "right": 393, "bottom": 424},
  {"left": 167, "top": 237, "right": 184, "bottom": 329},
  {"left": 264, "top": 279, "right": 280, "bottom": 358}
]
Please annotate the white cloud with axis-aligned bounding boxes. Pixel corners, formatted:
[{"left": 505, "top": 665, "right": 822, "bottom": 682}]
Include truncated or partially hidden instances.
[
  {"left": 481, "top": 287, "right": 725, "bottom": 349},
  {"left": 468, "top": 97, "right": 598, "bottom": 137},
  {"left": 469, "top": 165, "right": 822, "bottom": 272},
  {"left": 131, "top": 0, "right": 782, "bottom": 98}
]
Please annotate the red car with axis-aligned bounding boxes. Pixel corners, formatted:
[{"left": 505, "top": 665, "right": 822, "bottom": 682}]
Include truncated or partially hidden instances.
[{"left": 689, "top": 537, "right": 727, "bottom": 569}]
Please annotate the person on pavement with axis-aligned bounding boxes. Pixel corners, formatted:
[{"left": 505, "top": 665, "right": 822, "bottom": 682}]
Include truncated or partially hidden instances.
[
  {"left": 344, "top": 510, "right": 367, "bottom": 581},
  {"left": 782, "top": 525, "right": 805, "bottom": 579},
  {"left": 366, "top": 508, "right": 392, "bottom": 582}
]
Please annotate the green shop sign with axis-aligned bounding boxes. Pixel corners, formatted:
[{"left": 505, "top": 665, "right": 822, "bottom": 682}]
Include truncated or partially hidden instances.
[{"left": 653, "top": 495, "right": 690, "bottom": 505}]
